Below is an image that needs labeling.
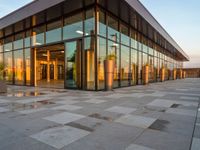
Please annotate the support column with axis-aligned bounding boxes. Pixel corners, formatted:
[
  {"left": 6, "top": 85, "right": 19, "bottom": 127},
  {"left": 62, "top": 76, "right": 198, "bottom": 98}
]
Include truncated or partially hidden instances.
[
  {"left": 179, "top": 69, "right": 183, "bottom": 79},
  {"left": 183, "top": 71, "right": 186, "bottom": 79},
  {"left": 34, "top": 48, "right": 37, "bottom": 86},
  {"left": 54, "top": 58, "right": 58, "bottom": 80},
  {"left": 142, "top": 65, "right": 149, "bottom": 85},
  {"left": 47, "top": 50, "right": 50, "bottom": 83},
  {"left": 173, "top": 69, "right": 177, "bottom": 80},
  {"left": 161, "top": 67, "right": 165, "bottom": 82}
]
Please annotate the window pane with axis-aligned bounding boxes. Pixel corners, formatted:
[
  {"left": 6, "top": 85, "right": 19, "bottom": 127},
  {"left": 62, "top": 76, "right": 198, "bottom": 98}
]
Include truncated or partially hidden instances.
[
  {"left": 131, "top": 30, "right": 137, "bottom": 49},
  {"left": 32, "top": 25, "right": 45, "bottom": 46},
  {"left": 131, "top": 49, "right": 137, "bottom": 85},
  {"left": 25, "top": 48, "right": 31, "bottom": 85},
  {"left": 0, "top": 53, "right": 3, "bottom": 80},
  {"left": 46, "top": 21, "right": 62, "bottom": 44},
  {"left": 4, "top": 52, "right": 13, "bottom": 83},
  {"left": 63, "top": 13, "right": 83, "bottom": 40},
  {"left": 108, "top": 40, "right": 119, "bottom": 88},
  {"left": 14, "top": 33, "right": 23, "bottom": 50},
  {"left": 97, "top": 9, "right": 106, "bottom": 37},
  {"left": 121, "top": 45, "right": 129, "bottom": 86},
  {"left": 83, "top": 37, "right": 95, "bottom": 90},
  {"left": 97, "top": 37, "right": 106, "bottom": 90},
  {"left": 25, "top": 30, "right": 31, "bottom": 47},
  {"left": 85, "top": 9, "right": 95, "bottom": 36},
  {"left": 120, "top": 23, "right": 129, "bottom": 46},
  {"left": 14, "top": 49, "right": 24, "bottom": 85},
  {"left": 4, "top": 36, "right": 13, "bottom": 52},
  {"left": 4, "top": 43, "right": 12, "bottom": 52},
  {"left": 0, "top": 40, "right": 3, "bottom": 52},
  {"left": 108, "top": 15, "right": 119, "bottom": 42}
]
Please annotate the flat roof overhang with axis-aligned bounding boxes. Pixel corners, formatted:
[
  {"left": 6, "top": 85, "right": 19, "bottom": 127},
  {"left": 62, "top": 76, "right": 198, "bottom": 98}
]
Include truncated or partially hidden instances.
[{"left": 0, "top": 0, "right": 189, "bottom": 61}]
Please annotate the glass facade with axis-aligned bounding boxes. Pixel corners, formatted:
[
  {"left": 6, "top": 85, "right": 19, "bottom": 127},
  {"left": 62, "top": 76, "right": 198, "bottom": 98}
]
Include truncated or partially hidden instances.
[{"left": 0, "top": 1, "right": 186, "bottom": 90}]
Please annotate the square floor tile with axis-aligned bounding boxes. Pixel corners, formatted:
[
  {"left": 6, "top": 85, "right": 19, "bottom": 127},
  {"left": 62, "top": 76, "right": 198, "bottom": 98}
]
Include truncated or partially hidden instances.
[
  {"left": 30, "top": 126, "right": 90, "bottom": 149},
  {"left": 84, "top": 99, "right": 106, "bottom": 104},
  {"left": 106, "top": 106, "right": 137, "bottom": 114},
  {"left": 115, "top": 114, "right": 156, "bottom": 128},
  {"left": 55, "top": 100, "right": 79, "bottom": 105},
  {"left": 191, "top": 138, "right": 200, "bottom": 150},
  {"left": 0, "top": 107, "right": 9, "bottom": 113},
  {"left": 166, "top": 108, "right": 196, "bottom": 117},
  {"left": 44, "top": 112, "right": 85, "bottom": 124},
  {"left": 18, "top": 108, "right": 47, "bottom": 114},
  {"left": 180, "top": 96, "right": 199, "bottom": 101},
  {"left": 0, "top": 99, "right": 10, "bottom": 104},
  {"left": 51, "top": 105, "right": 82, "bottom": 111},
  {"left": 126, "top": 143, "right": 155, "bottom": 150},
  {"left": 147, "top": 99, "right": 174, "bottom": 108}
]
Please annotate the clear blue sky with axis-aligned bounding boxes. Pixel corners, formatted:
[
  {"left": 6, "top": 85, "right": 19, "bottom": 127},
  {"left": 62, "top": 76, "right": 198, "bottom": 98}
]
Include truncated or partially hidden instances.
[{"left": 0, "top": 0, "right": 199, "bottom": 67}]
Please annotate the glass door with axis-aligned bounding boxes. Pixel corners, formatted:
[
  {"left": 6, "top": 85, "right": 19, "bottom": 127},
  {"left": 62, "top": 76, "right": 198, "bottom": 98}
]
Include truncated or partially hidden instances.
[{"left": 65, "top": 40, "right": 82, "bottom": 89}]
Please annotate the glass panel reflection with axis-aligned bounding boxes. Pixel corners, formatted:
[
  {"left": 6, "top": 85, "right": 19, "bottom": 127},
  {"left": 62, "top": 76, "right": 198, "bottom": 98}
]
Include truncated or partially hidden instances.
[
  {"left": 121, "top": 45, "right": 130, "bottom": 86},
  {"left": 65, "top": 41, "right": 82, "bottom": 88},
  {"left": 63, "top": 13, "right": 83, "bottom": 40},
  {"left": 97, "top": 37, "right": 106, "bottom": 90},
  {"left": 14, "top": 49, "right": 24, "bottom": 85},
  {"left": 4, "top": 52, "right": 13, "bottom": 83}
]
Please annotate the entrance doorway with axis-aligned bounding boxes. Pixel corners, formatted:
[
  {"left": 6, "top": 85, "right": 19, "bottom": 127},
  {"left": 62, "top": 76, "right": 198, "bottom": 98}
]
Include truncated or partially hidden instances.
[
  {"left": 64, "top": 38, "right": 95, "bottom": 90},
  {"left": 65, "top": 40, "right": 82, "bottom": 89},
  {"left": 35, "top": 44, "right": 65, "bottom": 88}
]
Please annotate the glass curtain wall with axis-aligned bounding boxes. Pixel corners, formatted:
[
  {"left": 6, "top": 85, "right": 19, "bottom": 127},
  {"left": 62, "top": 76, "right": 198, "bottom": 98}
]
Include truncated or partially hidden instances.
[{"left": 0, "top": 2, "right": 185, "bottom": 90}]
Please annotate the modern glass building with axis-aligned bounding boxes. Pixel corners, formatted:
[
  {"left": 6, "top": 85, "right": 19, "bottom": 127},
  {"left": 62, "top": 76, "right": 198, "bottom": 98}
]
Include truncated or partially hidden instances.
[{"left": 0, "top": 0, "right": 189, "bottom": 90}]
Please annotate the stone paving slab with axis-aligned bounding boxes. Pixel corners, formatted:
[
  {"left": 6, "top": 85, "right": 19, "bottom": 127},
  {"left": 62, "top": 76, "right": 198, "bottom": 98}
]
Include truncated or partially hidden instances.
[
  {"left": 134, "top": 129, "right": 191, "bottom": 150},
  {"left": 125, "top": 144, "right": 155, "bottom": 150},
  {"left": 115, "top": 114, "right": 157, "bottom": 129},
  {"left": 30, "top": 126, "right": 90, "bottom": 149},
  {"left": 44, "top": 112, "right": 85, "bottom": 125},
  {"left": 0, "top": 79, "right": 200, "bottom": 150}
]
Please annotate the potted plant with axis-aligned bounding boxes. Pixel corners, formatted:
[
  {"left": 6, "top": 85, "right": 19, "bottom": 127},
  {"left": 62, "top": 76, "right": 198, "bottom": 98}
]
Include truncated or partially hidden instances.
[
  {"left": 104, "top": 53, "right": 116, "bottom": 91},
  {"left": 0, "top": 62, "right": 7, "bottom": 93}
]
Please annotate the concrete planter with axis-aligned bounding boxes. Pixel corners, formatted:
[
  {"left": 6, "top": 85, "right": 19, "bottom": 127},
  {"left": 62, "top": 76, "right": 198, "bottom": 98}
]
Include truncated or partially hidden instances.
[
  {"left": 0, "top": 80, "right": 7, "bottom": 93},
  {"left": 142, "top": 65, "right": 149, "bottom": 85},
  {"left": 104, "top": 60, "right": 115, "bottom": 91}
]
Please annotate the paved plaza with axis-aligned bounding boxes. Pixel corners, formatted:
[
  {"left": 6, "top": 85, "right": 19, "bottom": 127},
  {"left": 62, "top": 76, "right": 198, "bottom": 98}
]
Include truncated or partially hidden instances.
[{"left": 0, "top": 79, "right": 200, "bottom": 150}]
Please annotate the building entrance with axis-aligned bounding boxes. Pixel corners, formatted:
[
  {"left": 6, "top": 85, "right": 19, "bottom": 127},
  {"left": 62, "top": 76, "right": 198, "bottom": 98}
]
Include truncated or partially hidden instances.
[{"left": 34, "top": 44, "right": 65, "bottom": 88}]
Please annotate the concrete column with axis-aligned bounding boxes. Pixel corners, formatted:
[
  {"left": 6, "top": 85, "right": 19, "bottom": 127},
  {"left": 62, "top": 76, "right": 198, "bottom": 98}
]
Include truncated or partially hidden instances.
[
  {"left": 47, "top": 50, "right": 50, "bottom": 83},
  {"left": 104, "top": 60, "right": 114, "bottom": 91},
  {"left": 142, "top": 65, "right": 149, "bottom": 85}
]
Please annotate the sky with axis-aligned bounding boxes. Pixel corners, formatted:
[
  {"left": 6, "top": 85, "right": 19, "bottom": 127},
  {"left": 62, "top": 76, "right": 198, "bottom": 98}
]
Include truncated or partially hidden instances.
[
  {"left": 0, "top": 0, "right": 199, "bottom": 68},
  {"left": 139, "top": 0, "right": 200, "bottom": 68}
]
